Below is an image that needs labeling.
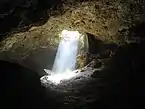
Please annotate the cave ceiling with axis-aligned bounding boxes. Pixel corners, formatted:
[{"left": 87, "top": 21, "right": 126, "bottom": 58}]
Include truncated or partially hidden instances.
[{"left": 0, "top": 0, "right": 145, "bottom": 60}]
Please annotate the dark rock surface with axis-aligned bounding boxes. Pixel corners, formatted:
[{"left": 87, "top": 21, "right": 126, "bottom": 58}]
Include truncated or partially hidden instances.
[
  {"left": 0, "top": 60, "right": 63, "bottom": 109},
  {"left": 0, "top": 0, "right": 63, "bottom": 40},
  {"left": 40, "top": 42, "right": 145, "bottom": 109}
]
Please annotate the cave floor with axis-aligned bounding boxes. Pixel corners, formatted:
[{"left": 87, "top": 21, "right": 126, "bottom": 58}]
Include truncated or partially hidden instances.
[{"left": 41, "top": 67, "right": 105, "bottom": 109}]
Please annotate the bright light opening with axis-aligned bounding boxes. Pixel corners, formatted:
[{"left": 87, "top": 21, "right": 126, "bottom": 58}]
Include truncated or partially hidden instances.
[
  {"left": 41, "top": 30, "right": 82, "bottom": 84},
  {"left": 60, "top": 30, "right": 80, "bottom": 41},
  {"left": 41, "top": 69, "right": 80, "bottom": 84}
]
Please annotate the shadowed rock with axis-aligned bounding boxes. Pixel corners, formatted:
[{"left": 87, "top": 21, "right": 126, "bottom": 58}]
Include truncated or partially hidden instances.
[{"left": 0, "top": 60, "right": 62, "bottom": 109}]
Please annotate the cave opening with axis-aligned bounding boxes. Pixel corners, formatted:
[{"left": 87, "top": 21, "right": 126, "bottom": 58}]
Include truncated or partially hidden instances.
[{"left": 41, "top": 30, "right": 89, "bottom": 84}]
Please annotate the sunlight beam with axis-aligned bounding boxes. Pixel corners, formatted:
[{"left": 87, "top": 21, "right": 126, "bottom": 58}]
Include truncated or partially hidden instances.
[{"left": 42, "top": 30, "right": 82, "bottom": 84}]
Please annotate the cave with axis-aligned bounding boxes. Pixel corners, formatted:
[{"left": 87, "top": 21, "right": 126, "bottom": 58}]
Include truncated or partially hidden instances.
[{"left": 0, "top": 0, "right": 145, "bottom": 109}]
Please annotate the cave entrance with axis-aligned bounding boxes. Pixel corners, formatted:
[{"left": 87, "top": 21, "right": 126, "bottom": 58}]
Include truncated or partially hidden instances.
[{"left": 41, "top": 30, "right": 89, "bottom": 84}]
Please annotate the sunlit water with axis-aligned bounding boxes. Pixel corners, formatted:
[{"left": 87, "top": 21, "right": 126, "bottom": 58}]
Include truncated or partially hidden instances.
[
  {"left": 52, "top": 37, "right": 79, "bottom": 74},
  {"left": 41, "top": 30, "right": 81, "bottom": 84}
]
